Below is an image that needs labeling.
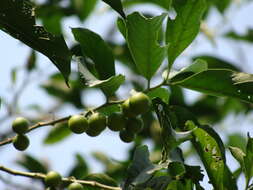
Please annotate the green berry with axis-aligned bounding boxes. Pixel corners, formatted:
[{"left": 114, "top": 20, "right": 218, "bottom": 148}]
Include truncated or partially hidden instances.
[
  {"left": 86, "top": 113, "right": 106, "bottom": 137},
  {"left": 12, "top": 134, "right": 29, "bottom": 151},
  {"left": 45, "top": 171, "right": 62, "bottom": 187},
  {"left": 119, "top": 129, "right": 135, "bottom": 143},
  {"left": 129, "top": 92, "right": 151, "bottom": 115},
  {"left": 68, "top": 182, "right": 83, "bottom": 190},
  {"left": 107, "top": 113, "right": 126, "bottom": 131},
  {"left": 68, "top": 115, "right": 88, "bottom": 134},
  {"left": 12, "top": 117, "right": 29, "bottom": 134},
  {"left": 121, "top": 99, "right": 137, "bottom": 118},
  {"left": 126, "top": 117, "right": 143, "bottom": 133}
]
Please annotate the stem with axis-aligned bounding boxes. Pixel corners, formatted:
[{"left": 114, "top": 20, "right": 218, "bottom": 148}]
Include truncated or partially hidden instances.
[{"left": 0, "top": 165, "right": 121, "bottom": 190}]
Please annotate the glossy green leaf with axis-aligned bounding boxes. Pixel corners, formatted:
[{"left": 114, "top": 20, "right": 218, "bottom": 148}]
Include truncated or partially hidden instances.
[
  {"left": 72, "top": 28, "right": 115, "bottom": 80},
  {"left": 0, "top": 0, "right": 71, "bottom": 84},
  {"left": 166, "top": 0, "right": 206, "bottom": 67},
  {"left": 43, "top": 121, "right": 72, "bottom": 144},
  {"left": 170, "top": 69, "right": 253, "bottom": 104},
  {"left": 186, "top": 121, "right": 237, "bottom": 190},
  {"left": 125, "top": 12, "right": 167, "bottom": 80},
  {"left": 78, "top": 60, "right": 125, "bottom": 96},
  {"left": 147, "top": 87, "right": 170, "bottom": 103},
  {"left": 16, "top": 154, "right": 48, "bottom": 174},
  {"left": 117, "top": 18, "right": 127, "bottom": 38},
  {"left": 71, "top": 0, "right": 98, "bottom": 21},
  {"left": 68, "top": 153, "right": 89, "bottom": 179},
  {"left": 101, "top": 0, "right": 126, "bottom": 18}
]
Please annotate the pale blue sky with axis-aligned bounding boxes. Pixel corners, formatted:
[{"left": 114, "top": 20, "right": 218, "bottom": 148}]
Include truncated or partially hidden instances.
[{"left": 1, "top": 1, "right": 253, "bottom": 189}]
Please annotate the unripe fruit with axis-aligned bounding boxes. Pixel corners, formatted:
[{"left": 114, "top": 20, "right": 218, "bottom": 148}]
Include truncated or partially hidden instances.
[
  {"left": 68, "top": 182, "right": 83, "bottom": 190},
  {"left": 12, "top": 134, "right": 29, "bottom": 151},
  {"left": 129, "top": 92, "right": 151, "bottom": 115},
  {"left": 126, "top": 117, "right": 143, "bottom": 133},
  {"left": 68, "top": 115, "right": 88, "bottom": 134},
  {"left": 121, "top": 99, "right": 137, "bottom": 118},
  {"left": 45, "top": 171, "right": 62, "bottom": 187},
  {"left": 86, "top": 113, "right": 106, "bottom": 137},
  {"left": 107, "top": 113, "right": 126, "bottom": 131},
  {"left": 12, "top": 117, "right": 29, "bottom": 134},
  {"left": 119, "top": 129, "right": 135, "bottom": 143}
]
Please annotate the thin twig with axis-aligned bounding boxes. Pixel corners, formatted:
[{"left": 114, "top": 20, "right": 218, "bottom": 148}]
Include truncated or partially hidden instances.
[
  {"left": 0, "top": 82, "right": 165, "bottom": 147},
  {"left": 0, "top": 165, "right": 121, "bottom": 190}
]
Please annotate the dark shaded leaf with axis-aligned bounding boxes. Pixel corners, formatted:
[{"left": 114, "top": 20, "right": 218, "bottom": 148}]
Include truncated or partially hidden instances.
[
  {"left": 225, "top": 29, "right": 253, "bottom": 43},
  {"left": 101, "top": 0, "right": 126, "bottom": 18},
  {"left": 72, "top": 28, "right": 115, "bottom": 80},
  {"left": 0, "top": 0, "right": 71, "bottom": 83},
  {"left": 16, "top": 154, "right": 48, "bottom": 174},
  {"left": 68, "top": 153, "right": 89, "bottom": 179},
  {"left": 84, "top": 173, "right": 118, "bottom": 190},
  {"left": 192, "top": 55, "right": 240, "bottom": 70},
  {"left": 123, "top": 145, "right": 154, "bottom": 189},
  {"left": 166, "top": 0, "right": 206, "bottom": 67},
  {"left": 71, "top": 0, "right": 98, "bottom": 21},
  {"left": 43, "top": 121, "right": 72, "bottom": 144}
]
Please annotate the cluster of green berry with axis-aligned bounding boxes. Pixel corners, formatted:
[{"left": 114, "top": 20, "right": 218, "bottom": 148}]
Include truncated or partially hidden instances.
[
  {"left": 68, "top": 92, "right": 151, "bottom": 143},
  {"left": 45, "top": 171, "right": 84, "bottom": 189},
  {"left": 10, "top": 92, "right": 151, "bottom": 151},
  {"left": 11, "top": 117, "right": 30, "bottom": 151}
]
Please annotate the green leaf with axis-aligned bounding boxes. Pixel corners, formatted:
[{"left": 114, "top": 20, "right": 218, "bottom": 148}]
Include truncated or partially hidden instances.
[
  {"left": 0, "top": 0, "right": 71, "bottom": 84},
  {"left": 123, "top": 0, "right": 172, "bottom": 10},
  {"left": 101, "top": 0, "right": 126, "bottom": 18},
  {"left": 84, "top": 173, "right": 118, "bottom": 190},
  {"left": 167, "top": 162, "right": 186, "bottom": 179},
  {"left": 192, "top": 55, "right": 240, "bottom": 70},
  {"left": 125, "top": 12, "right": 167, "bottom": 80},
  {"left": 98, "top": 104, "right": 121, "bottom": 116},
  {"left": 227, "top": 133, "right": 247, "bottom": 152},
  {"left": 78, "top": 59, "right": 125, "bottom": 96},
  {"left": 152, "top": 98, "right": 195, "bottom": 161},
  {"left": 186, "top": 121, "right": 237, "bottom": 190},
  {"left": 213, "top": 0, "right": 232, "bottom": 13},
  {"left": 225, "top": 29, "right": 253, "bottom": 43},
  {"left": 71, "top": 0, "right": 98, "bottom": 21},
  {"left": 123, "top": 145, "right": 155, "bottom": 189},
  {"left": 170, "top": 69, "right": 253, "bottom": 104},
  {"left": 68, "top": 153, "right": 89, "bottom": 179},
  {"left": 43, "top": 121, "right": 72, "bottom": 144},
  {"left": 41, "top": 73, "right": 83, "bottom": 108},
  {"left": 244, "top": 135, "right": 253, "bottom": 185},
  {"left": 147, "top": 87, "right": 170, "bottom": 103},
  {"left": 229, "top": 146, "right": 245, "bottom": 169},
  {"left": 166, "top": 179, "right": 193, "bottom": 190},
  {"left": 72, "top": 28, "right": 115, "bottom": 80},
  {"left": 117, "top": 18, "right": 127, "bottom": 38},
  {"left": 166, "top": 0, "right": 206, "bottom": 67},
  {"left": 16, "top": 154, "right": 48, "bottom": 174}
]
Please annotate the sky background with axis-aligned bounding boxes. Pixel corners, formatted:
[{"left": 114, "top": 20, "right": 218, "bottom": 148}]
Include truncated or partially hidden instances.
[{"left": 1, "top": 1, "right": 253, "bottom": 189}]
